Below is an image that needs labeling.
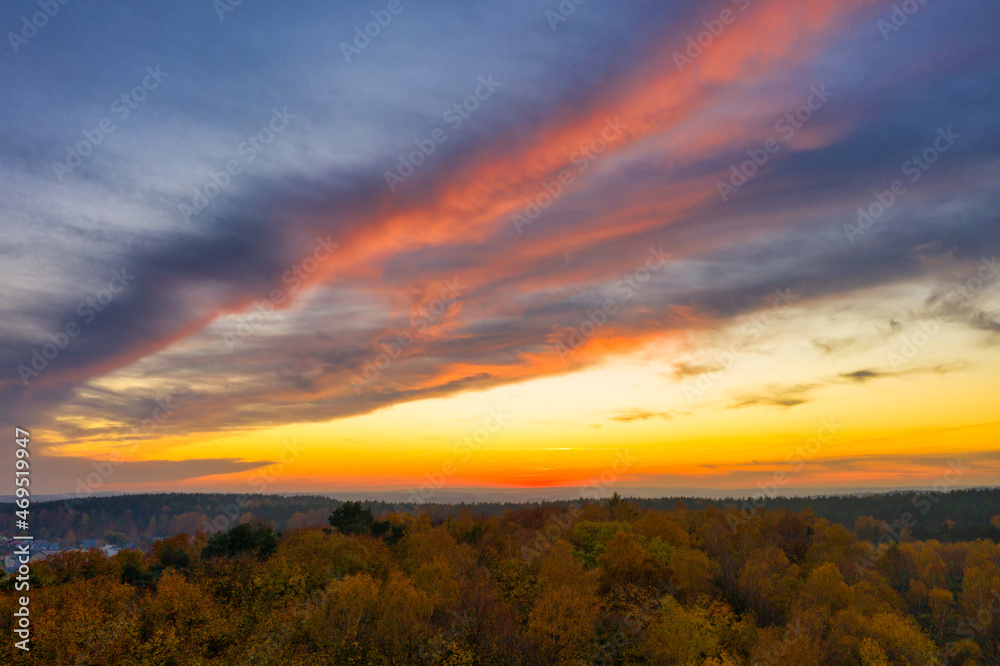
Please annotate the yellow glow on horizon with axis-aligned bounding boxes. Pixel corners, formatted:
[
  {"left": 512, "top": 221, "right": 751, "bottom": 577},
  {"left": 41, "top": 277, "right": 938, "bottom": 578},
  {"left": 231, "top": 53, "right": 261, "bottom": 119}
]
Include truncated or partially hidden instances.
[{"left": 42, "top": 283, "right": 1000, "bottom": 493}]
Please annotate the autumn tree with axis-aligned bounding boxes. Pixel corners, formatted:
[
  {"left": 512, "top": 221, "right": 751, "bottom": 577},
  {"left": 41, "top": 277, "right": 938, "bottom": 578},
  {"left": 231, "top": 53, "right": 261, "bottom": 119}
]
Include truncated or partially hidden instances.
[
  {"left": 202, "top": 523, "right": 278, "bottom": 560},
  {"left": 738, "top": 547, "right": 798, "bottom": 625},
  {"left": 527, "top": 540, "right": 599, "bottom": 663}
]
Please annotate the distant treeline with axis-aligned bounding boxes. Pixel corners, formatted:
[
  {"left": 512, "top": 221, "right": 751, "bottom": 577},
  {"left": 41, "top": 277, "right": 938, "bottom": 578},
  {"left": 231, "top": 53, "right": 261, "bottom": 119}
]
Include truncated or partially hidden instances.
[
  {"left": 1, "top": 487, "right": 999, "bottom": 546},
  {"left": 633, "top": 487, "right": 1000, "bottom": 542}
]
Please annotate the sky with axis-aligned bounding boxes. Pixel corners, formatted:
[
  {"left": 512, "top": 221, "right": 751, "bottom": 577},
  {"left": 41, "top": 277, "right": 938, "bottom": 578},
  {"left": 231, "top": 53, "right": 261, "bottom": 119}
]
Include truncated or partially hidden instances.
[{"left": 1, "top": 0, "right": 999, "bottom": 499}]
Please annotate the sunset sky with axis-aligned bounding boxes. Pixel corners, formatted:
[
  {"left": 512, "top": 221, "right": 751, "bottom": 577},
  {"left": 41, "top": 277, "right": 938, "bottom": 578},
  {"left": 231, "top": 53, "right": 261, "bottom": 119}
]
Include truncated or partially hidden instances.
[{"left": 1, "top": 0, "right": 998, "bottom": 498}]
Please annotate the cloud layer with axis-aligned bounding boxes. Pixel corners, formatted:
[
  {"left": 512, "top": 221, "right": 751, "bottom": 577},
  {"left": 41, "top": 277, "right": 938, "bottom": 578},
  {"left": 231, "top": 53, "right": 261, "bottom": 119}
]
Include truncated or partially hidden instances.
[{"left": 1, "top": 0, "right": 999, "bottom": 490}]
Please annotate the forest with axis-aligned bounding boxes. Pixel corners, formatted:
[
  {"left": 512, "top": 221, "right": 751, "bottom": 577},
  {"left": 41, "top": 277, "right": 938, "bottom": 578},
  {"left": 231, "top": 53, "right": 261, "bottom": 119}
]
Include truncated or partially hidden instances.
[
  {"left": 4, "top": 487, "right": 1000, "bottom": 549},
  {"left": 3, "top": 493, "right": 1000, "bottom": 664}
]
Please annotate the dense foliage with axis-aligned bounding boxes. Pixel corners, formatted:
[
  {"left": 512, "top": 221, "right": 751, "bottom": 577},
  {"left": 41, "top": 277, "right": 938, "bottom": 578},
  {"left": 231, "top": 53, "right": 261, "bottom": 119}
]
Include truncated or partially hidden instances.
[
  {"left": 201, "top": 523, "right": 278, "bottom": 561},
  {"left": 3, "top": 496, "right": 1000, "bottom": 664},
  {"left": 329, "top": 500, "right": 405, "bottom": 545},
  {"left": 4, "top": 488, "right": 1000, "bottom": 548}
]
